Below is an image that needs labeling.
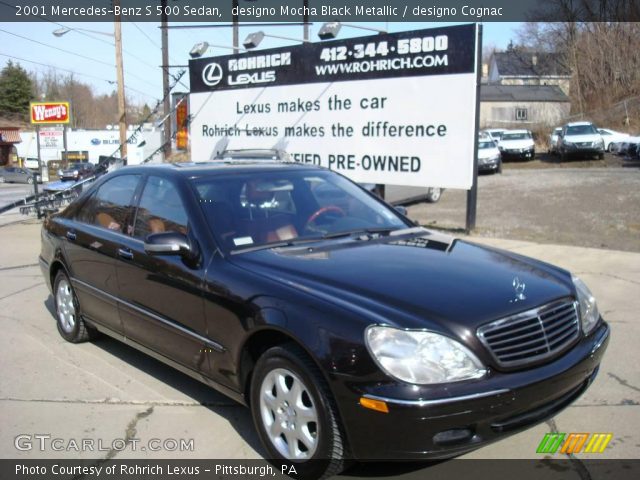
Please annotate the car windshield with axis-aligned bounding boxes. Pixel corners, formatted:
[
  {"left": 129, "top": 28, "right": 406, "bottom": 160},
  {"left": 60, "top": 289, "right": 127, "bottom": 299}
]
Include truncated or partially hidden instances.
[
  {"left": 478, "top": 141, "right": 496, "bottom": 149},
  {"left": 193, "top": 169, "right": 409, "bottom": 252},
  {"left": 501, "top": 132, "right": 531, "bottom": 140},
  {"left": 566, "top": 125, "right": 598, "bottom": 135},
  {"left": 69, "top": 163, "right": 86, "bottom": 169}
]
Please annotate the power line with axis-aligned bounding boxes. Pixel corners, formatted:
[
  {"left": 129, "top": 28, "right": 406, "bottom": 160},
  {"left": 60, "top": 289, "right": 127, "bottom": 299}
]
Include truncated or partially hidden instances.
[
  {"left": 0, "top": 27, "right": 161, "bottom": 91},
  {"left": 0, "top": 52, "right": 159, "bottom": 101},
  {"left": 0, "top": 28, "right": 115, "bottom": 68}
]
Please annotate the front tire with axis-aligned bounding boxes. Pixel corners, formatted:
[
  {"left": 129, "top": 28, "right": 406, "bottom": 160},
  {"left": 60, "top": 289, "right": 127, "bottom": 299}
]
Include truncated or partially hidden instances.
[
  {"left": 53, "top": 270, "right": 96, "bottom": 343},
  {"left": 425, "top": 187, "right": 442, "bottom": 203},
  {"left": 250, "top": 344, "right": 346, "bottom": 480}
]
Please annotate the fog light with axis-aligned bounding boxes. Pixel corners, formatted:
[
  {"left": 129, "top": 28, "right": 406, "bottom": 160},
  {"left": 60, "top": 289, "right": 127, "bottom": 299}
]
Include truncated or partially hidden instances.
[
  {"left": 359, "top": 397, "right": 389, "bottom": 413},
  {"left": 433, "top": 428, "right": 473, "bottom": 446}
]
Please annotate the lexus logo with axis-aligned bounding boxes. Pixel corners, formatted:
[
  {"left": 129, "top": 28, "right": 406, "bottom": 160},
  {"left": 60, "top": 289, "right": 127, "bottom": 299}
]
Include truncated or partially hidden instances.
[{"left": 202, "top": 62, "right": 223, "bottom": 87}]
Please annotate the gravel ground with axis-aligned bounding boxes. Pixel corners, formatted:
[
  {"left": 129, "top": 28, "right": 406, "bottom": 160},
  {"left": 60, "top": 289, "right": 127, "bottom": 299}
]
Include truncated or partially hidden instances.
[{"left": 393, "top": 166, "right": 640, "bottom": 253}]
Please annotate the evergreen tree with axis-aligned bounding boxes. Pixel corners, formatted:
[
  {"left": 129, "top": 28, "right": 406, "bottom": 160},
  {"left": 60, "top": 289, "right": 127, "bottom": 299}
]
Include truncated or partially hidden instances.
[{"left": 0, "top": 61, "right": 33, "bottom": 119}]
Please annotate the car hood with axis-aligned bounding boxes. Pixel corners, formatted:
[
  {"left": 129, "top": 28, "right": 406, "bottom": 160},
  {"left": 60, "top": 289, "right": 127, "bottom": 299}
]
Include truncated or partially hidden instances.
[
  {"left": 499, "top": 139, "right": 534, "bottom": 149},
  {"left": 478, "top": 148, "right": 500, "bottom": 159},
  {"left": 230, "top": 232, "right": 574, "bottom": 334},
  {"left": 564, "top": 134, "right": 601, "bottom": 143}
]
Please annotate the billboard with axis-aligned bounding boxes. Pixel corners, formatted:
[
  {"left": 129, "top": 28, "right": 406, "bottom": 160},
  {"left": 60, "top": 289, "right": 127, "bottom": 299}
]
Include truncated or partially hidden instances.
[
  {"left": 189, "top": 24, "right": 478, "bottom": 189},
  {"left": 30, "top": 102, "right": 71, "bottom": 125}
]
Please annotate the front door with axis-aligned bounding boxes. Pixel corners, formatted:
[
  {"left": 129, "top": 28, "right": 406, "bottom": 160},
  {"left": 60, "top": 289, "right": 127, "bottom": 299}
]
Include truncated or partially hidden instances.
[{"left": 114, "top": 175, "right": 209, "bottom": 372}]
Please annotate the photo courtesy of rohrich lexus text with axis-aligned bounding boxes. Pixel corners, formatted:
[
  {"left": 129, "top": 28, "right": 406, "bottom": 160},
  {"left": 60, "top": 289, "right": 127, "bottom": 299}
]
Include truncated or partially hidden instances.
[{"left": 0, "top": 1, "right": 639, "bottom": 480}]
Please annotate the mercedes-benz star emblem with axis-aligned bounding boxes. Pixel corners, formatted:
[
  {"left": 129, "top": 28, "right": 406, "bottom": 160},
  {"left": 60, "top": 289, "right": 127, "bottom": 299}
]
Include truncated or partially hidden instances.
[
  {"left": 202, "top": 62, "right": 223, "bottom": 87},
  {"left": 512, "top": 276, "right": 526, "bottom": 302}
]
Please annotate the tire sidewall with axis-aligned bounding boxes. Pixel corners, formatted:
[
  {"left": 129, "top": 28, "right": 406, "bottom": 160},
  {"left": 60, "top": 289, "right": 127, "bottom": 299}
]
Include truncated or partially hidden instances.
[
  {"left": 250, "top": 346, "right": 340, "bottom": 478},
  {"left": 53, "top": 270, "right": 81, "bottom": 342}
]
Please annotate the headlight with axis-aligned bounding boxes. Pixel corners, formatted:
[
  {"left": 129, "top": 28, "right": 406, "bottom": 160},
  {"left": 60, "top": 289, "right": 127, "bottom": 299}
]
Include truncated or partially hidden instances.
[
  {"left": 572, "top": 276, "right": 600, "bottom": 335},
  {"left": 594, "top": 139, "right": 604, "bottom": 148},
  {"left": 365, "top": 326, "right": 486, "bottom": 384},
  {"left": 58, "top": 169, "right": 63, "bottom": 176}
]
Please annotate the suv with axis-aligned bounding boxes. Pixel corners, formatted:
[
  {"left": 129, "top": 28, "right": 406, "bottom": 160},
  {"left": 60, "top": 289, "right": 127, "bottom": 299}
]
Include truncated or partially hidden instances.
[
  {"left": 58, "top": 162, "right": 96, "bottom": 182},
  {"left": 557, "top": 122, "right": 604, "bottom": 160},
  {"left": 497, "top": 130, "right": 535, "bottom": 160}
]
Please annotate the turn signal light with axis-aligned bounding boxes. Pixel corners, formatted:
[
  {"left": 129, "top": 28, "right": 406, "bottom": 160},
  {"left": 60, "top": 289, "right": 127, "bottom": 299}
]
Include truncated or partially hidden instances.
[{"left": 359, "top": 397, "right": 389, "bottom": 413}]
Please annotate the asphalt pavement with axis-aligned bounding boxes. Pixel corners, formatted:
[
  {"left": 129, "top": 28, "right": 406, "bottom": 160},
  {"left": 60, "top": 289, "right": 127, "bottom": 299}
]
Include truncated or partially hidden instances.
[{"left": 0, "top": 220, "right": 637, "bottom": 471}]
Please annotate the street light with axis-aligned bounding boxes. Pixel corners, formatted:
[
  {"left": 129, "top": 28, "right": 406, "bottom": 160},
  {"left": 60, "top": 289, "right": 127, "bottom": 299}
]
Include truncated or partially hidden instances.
[
  {"left": 318, "top": 22, "right": 387, "bottom": 40},
  {"left": 52, "top": 16, "right": 128, "bottom": 161},
  {"left": 52, "top": 27, "right": 115, "bottom": 38},
  {"left": 243, "top": 31, "right": 310, "bottom": 49},
  {"left": 189, "top": 41, "right": 247, "bottom": 59}
]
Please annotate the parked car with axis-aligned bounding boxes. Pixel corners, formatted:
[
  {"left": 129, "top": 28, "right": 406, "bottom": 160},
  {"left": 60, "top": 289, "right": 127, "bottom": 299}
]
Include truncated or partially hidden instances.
[
  {"left": 497, "top": 130, "right": 536, "bottom": 160},
  {"left": 557, "top": 122, "right": 604, "bottom": 160},
  {"left": 483, "top": 128, "right": 507, "bottom": 142},
  {"left": 58, "top": 162, "right": 96, "bottom": 182},
  {"left": 598, "top": 128, "right": 630, "bottom": 152},
  {"left": 615, "top": 137, "right": 640, "bottom": 157},
  {"left": 478, "top": 138, "right": 502, "bottom": 173},
  {"left": 548, "top": 127, "right": 562, "bottom": 154},
  {"left": 40, "top": 161, "right": 609, "bottom": 478},
  {"left": 0, "top": 166, "right": 36, "bottom": 184}
]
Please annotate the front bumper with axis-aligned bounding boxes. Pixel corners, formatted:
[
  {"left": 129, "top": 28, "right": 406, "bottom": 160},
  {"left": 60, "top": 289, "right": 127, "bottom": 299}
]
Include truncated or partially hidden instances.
[
  {"left": 500, "top": 148, "right": 535, "bottom": 160},
  {"left": 333, "top": 321, "right": 609, "bottom": 460},
  {"left": 478, "top": 158, "right": 500, "bottom": 172}
]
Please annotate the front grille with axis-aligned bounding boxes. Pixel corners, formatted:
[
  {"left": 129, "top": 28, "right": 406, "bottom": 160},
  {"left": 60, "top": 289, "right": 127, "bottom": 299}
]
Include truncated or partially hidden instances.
[
  {"left": 577, "top": 142, "right": 592, "bottom": 147},
  {"left": 478, "top": 299, "right": 580, "bottom": 368}
]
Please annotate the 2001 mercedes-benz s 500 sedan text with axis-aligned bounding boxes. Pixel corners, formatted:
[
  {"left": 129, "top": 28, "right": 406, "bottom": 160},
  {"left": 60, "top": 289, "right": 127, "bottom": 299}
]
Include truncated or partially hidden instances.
[{"left": 40, "top": 161, "right": 609, "bottom": 479}]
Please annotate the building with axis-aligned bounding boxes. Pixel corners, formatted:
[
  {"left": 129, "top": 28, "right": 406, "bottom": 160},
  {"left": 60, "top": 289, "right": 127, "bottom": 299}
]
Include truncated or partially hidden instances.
[
  {"left": 480, "top": 84, "right": 571, "bottom": 128},
  {"left": 0, "top": 120, "right": 22, "bottom": 166},
  {"left": 488, "top": 51, "right": 572, "bottom": 96}
]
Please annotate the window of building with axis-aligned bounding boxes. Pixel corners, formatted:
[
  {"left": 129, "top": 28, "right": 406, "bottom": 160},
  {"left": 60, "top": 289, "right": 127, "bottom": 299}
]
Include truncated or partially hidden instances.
[{"left": 515, "top": 108, "right": 528, "bottom": 121}]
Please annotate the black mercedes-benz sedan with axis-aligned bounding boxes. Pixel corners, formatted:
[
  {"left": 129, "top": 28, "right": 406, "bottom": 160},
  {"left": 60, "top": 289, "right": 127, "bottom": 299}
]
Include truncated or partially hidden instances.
[{"left": 39, "top": 161, "right": 609, "bottom": 479}]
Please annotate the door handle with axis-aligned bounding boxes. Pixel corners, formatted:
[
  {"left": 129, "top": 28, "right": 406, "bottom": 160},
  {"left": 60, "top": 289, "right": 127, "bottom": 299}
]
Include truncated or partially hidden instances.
[
  {"left": 117, "top": 248, "right": 134, "bottom": 260},
  {"left": 66, "top": 230, "right": 77, "bottom": 241}
]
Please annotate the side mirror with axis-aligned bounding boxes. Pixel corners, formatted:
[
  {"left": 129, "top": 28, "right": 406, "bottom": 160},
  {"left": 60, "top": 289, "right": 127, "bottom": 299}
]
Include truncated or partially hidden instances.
[
  {"left": 394, "top": 205, "right": 408, "bottom": 216},
  {"left": 144, "top": 232, "right": 191, "bottom": 257}
]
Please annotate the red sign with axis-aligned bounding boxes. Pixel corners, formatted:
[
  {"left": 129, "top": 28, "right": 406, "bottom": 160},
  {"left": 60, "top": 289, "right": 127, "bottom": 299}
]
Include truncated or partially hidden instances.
[{"left": 30, "top": 102, "right": 70, "bottom": 124}]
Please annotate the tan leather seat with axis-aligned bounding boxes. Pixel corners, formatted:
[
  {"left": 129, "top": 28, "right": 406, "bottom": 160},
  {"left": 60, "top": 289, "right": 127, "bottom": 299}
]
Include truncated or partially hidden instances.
[
  {"left": 148, "top": 217, "right": 166, "bottom": 234},
  {"left": 96, "top": 212, "right": 120, "bottom": 231}
]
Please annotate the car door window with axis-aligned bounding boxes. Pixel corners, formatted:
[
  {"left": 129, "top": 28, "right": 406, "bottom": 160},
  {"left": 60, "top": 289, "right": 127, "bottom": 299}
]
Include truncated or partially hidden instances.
[
  {"left": 134, "top": 176, "right": 188, "bottom": 239},
  {"left": 76, "top": 174, "right": 140, "bottom": 234}
]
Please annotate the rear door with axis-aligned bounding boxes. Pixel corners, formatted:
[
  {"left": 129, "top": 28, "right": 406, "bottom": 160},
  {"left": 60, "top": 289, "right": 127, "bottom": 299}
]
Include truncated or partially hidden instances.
[
  {"left": 62, "top": 174, "right": 141, "bottom": 334},
  {"left": 114, "top": 174, "right": 209, "bottom": 371}
]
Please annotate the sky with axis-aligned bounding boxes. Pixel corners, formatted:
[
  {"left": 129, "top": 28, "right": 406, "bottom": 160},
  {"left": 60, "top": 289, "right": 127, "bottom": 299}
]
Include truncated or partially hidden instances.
[{"left": 0, "top": 21, "right": 521, "bottom": 107}]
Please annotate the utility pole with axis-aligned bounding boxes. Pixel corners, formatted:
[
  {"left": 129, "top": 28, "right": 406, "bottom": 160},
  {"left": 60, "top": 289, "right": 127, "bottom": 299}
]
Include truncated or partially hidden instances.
[
  {"left": 303, "top": 0, "right": 309, "bottom": 41},
  {"left": 114, "top": 0, "right": 127, "bottom": 161},
  {"left": 232, "top": 0, "right": 239, "bottom": 53},
  {"left": 161, "top": 0, "right": 171, "bottom": 159}
]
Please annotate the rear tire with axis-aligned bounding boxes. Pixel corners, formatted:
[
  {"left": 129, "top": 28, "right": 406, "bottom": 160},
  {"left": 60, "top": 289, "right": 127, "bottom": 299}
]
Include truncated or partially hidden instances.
[
  {"left": 250, "top": 344, "right": 346, "bottom": 480},
  {"left": 53, "top": 270, "right": 96, "bottom": 343}
]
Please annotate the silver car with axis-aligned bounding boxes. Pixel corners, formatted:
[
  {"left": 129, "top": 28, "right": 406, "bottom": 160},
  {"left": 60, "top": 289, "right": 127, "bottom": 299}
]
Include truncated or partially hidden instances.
[{"left": 0, "top": 166, "right": 36, "bottom": 184}]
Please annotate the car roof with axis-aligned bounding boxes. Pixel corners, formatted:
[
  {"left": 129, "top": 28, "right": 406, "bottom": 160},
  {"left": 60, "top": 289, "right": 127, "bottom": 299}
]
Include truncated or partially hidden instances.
[
  {"left": 117, "top": 160, "right": 321, "bottom": 178},
  {"left": 565, "top": 121, "right": 594, "bottom": 127},
  {"left": 502, "top": 129, "right": 530, "bottom": 134}
]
